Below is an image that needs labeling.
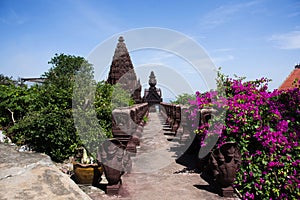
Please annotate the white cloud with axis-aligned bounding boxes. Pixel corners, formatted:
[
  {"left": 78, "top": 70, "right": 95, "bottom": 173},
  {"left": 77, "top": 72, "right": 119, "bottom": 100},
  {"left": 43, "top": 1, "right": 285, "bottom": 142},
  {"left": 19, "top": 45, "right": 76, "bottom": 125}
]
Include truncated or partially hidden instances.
[
  {"left": 270, "top": 31, "right": 300, "bottom": 50},
  {"left": 72, "top": 1, "right": 122, "bottom": 34},
  {"left": 212, "top": 55, "right": 235, "bottom": 64},
  {"left": 200, "top": 1, "right": 258, "bottom": 29},
  {"left": 212, "top": 48, "right": 234, "bottom": 53}
]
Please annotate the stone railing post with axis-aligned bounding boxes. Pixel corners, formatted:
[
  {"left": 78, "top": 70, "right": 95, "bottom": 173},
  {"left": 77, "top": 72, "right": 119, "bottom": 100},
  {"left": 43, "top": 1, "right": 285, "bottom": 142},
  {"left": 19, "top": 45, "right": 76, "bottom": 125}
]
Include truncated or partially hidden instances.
[
  {"left": 97, "top": 139, "right": 132, "bottom": 195},
  {"left": 112, "top": 103, "right": 148, "bottom": 154}
]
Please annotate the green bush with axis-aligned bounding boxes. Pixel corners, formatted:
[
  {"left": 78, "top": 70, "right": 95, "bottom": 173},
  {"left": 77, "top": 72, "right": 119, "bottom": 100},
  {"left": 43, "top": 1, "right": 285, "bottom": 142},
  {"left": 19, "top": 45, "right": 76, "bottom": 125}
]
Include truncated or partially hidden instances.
[{"left": 10, "top": 107, "right": 80, "bottom": 162}]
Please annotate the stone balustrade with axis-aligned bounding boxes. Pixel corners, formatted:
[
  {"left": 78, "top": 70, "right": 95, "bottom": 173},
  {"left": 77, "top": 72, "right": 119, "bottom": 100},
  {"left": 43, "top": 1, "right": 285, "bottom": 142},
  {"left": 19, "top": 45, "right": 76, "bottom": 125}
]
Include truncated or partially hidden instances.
[
  {"left": 160, "top": 102, "right": 181, "bottom": 134},
  {"left": 112, "top": 103, "right": 148, "bottom": 153}
]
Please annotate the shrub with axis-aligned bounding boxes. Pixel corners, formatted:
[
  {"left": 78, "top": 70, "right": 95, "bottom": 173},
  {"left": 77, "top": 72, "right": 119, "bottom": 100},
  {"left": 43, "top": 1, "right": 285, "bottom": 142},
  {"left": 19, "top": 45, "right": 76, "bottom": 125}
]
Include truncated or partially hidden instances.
[
  {"left": 171, "top": 93, "right": 196, "bottom": 105},
  {"left": 190, "top": 73, "right": 300, "bottom": 199},
  {"left": 9, "top": 107, "right": 80, "bottom": 162}
]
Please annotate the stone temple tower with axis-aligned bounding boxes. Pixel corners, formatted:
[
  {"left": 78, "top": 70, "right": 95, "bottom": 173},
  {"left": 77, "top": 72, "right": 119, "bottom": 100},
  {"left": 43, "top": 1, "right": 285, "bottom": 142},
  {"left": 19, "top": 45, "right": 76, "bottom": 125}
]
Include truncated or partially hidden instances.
[{"left": 107, "top": 36, "right": 142, "bottom": 103}]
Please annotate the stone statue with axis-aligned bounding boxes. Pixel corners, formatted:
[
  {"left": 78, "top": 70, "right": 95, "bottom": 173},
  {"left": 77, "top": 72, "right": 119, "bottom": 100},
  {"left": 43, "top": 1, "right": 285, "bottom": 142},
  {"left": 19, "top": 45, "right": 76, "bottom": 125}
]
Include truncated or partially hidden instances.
[
  {"left": 209, "top": 142, "right": 241, "bottom": 197},
  {"left": 97, "top": 139, "right": 132, "bottom": 194},
  {"left": 148, "top": 71, "right": 157, "bottom": 87}
]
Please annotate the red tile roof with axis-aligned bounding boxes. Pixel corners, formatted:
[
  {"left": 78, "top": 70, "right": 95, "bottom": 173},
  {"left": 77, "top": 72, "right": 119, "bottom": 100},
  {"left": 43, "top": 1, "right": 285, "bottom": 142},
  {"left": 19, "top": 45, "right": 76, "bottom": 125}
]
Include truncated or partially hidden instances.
[{"left": 278, "top": 65, "right": 300, "bottom": 90}]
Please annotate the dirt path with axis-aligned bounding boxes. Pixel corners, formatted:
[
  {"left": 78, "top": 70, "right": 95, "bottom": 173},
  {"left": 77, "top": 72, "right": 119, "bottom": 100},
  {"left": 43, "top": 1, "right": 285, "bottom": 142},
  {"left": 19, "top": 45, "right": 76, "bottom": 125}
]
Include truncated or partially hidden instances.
[{"left": 88, "top": 112, "right": 238, "bottom": 200}]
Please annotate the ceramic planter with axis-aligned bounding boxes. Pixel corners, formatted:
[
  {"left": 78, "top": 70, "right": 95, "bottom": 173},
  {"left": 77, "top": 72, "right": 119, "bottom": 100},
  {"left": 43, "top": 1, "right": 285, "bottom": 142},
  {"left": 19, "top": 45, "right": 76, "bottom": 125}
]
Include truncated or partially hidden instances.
[{"left": 72, "top": 162, "right": 103, "bottom": 185}]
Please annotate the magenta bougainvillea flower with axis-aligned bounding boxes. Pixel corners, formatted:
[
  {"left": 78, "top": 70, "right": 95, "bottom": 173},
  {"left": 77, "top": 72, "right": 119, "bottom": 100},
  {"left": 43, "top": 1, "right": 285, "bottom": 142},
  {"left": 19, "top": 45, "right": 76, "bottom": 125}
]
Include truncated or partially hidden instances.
[{"left": 190, "top": 74, "right": 300, "bottom": 200}]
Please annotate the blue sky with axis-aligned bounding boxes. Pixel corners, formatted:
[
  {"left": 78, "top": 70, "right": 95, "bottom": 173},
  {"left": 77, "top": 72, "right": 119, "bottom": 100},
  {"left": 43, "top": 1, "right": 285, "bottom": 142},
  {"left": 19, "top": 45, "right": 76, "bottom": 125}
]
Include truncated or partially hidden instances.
[{"left": 1, "top": 0, "right": 300, "bottom": 99}]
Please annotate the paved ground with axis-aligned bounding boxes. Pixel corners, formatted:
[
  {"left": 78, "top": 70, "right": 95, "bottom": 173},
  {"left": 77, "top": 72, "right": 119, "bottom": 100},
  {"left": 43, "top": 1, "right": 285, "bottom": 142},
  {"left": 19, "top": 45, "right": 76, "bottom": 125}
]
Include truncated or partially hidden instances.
[{"left": 87, "top": 112, "right": 239, "bottom": 200}]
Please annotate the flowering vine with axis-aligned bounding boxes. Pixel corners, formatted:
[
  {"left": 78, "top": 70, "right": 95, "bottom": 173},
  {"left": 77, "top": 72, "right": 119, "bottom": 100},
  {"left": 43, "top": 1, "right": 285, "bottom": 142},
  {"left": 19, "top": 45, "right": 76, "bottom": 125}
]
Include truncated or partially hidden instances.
[{"left": 190, "top": 72, "right": 300, "bottom": 200}]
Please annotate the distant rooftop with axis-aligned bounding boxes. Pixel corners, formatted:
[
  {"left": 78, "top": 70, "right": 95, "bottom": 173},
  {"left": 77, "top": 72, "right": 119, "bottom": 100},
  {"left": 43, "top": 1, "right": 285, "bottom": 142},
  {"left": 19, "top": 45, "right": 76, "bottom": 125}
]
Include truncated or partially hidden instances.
[
  {"left": 278, "top": 64, "right": 300, "bottom": 90},
  {"left": 20, "top": 77, "right": 46, "bottom": 83}
]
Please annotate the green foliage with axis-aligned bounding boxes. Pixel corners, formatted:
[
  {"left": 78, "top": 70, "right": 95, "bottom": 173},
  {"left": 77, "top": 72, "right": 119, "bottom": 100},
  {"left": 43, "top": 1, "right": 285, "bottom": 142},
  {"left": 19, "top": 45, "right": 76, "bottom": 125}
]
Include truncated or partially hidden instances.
[
  {"left": 143, "top": 116, "right": 148, "bottom": 123},
  {"left": 43, "top": 53, "right": 89, "bottom": 89},
  {"left": 111, "top": 83, "right": 135, "bottom": 109},
  {"left": 73, "top": 79, "right": 135, "bottom": 158},
  {"left": 10, "top": 107, "right": 80, "bottom": 161},
  {"left": 0, "top": 74, "right": 15, "bottom": 86},
  {"left": 0, "top": 84, "right": 30, "bottom": 130},
  {"left": 94, "top": 81, "right": 113, "bottom": 139},
  {"left": 5, "top": 53, "right": 135, "bottom": 162},
  {"left": 72, "top": 64, "right": 105, "bottom": 159},
  {"left": 94, "top": 81, "right": 135, "bottom": 139},
  {"left": 171, "top": 93, "right": 195, "bottom": 105},
  {"left": 8, "top": 54, "right": 90, "bottom": 162}
]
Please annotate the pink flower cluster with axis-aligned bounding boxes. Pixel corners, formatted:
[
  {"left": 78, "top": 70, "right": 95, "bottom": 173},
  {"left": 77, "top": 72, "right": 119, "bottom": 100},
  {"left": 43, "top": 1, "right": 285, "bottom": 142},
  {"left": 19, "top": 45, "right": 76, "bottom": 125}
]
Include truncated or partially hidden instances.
[{"left": 190, "top": 77, "right": 300, "bottom": 199}]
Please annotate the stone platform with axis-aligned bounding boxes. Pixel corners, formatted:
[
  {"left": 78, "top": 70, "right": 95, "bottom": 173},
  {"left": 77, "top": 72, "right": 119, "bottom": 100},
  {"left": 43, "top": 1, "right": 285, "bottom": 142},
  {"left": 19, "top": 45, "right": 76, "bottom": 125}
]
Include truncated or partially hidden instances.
[{"left": 0, "top": 143, "right": 91, "bottom": 200}]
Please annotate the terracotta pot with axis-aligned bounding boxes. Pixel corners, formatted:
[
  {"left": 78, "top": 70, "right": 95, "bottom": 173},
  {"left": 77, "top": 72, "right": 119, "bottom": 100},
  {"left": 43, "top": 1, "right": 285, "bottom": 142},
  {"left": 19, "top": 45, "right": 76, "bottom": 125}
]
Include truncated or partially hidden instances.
[{"left": 73, "top": 162, "right": 103, "bottom": 185}]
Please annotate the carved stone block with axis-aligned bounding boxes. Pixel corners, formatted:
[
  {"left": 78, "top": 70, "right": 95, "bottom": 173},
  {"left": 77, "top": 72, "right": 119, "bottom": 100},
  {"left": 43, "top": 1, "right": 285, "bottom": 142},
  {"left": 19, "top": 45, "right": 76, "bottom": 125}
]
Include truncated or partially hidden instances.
[
  {"left": 220, "top": 186, "right": 234, "bottom": 197},
  {"left": 106, "top": 182, "right": 121, "bottom": 195}
]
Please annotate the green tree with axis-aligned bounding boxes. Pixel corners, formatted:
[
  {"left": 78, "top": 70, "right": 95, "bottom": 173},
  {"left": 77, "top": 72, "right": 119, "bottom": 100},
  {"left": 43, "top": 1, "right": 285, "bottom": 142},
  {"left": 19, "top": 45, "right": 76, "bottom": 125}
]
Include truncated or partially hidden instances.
[
  {"left": 73, "top": 78, "right": 135, "bottom": 158},
  {"left": 0, "top": 83, "right": 30, "bottom": 130},
  {"left": 93, "top": 81, "right": 135, "bottom": 139},
  {"left": 0, "top": 74, "right": 15, "bottom": 86},
  {"left": 9, "top": 54, "right": 91, "bottom": 161},
  {"left": 171, "top": 93, "right": 195, "bottom": 105}
]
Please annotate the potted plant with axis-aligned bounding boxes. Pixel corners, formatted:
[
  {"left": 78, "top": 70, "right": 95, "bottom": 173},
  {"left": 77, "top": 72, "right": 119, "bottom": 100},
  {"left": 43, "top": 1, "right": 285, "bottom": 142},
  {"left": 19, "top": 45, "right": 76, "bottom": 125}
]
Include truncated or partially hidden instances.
[
  {"left": 72, "top": 147, "right": 103, "bottom": 186},
  {"left": 72, "top": 81, "right": 107, "bottom": 186},
  {"left": 71, "top": 115, "right": 105, "bottom": 186}
]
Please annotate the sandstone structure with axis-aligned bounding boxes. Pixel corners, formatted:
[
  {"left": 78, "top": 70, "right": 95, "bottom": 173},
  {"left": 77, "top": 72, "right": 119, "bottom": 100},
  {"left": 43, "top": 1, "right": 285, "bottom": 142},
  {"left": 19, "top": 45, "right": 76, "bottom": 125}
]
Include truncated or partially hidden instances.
[
  {"left": 107, "top": 36, "right": 142, "bottom": 103},
  {"left": 0, "top": 143, "right": 91, "bottom": 200}
]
